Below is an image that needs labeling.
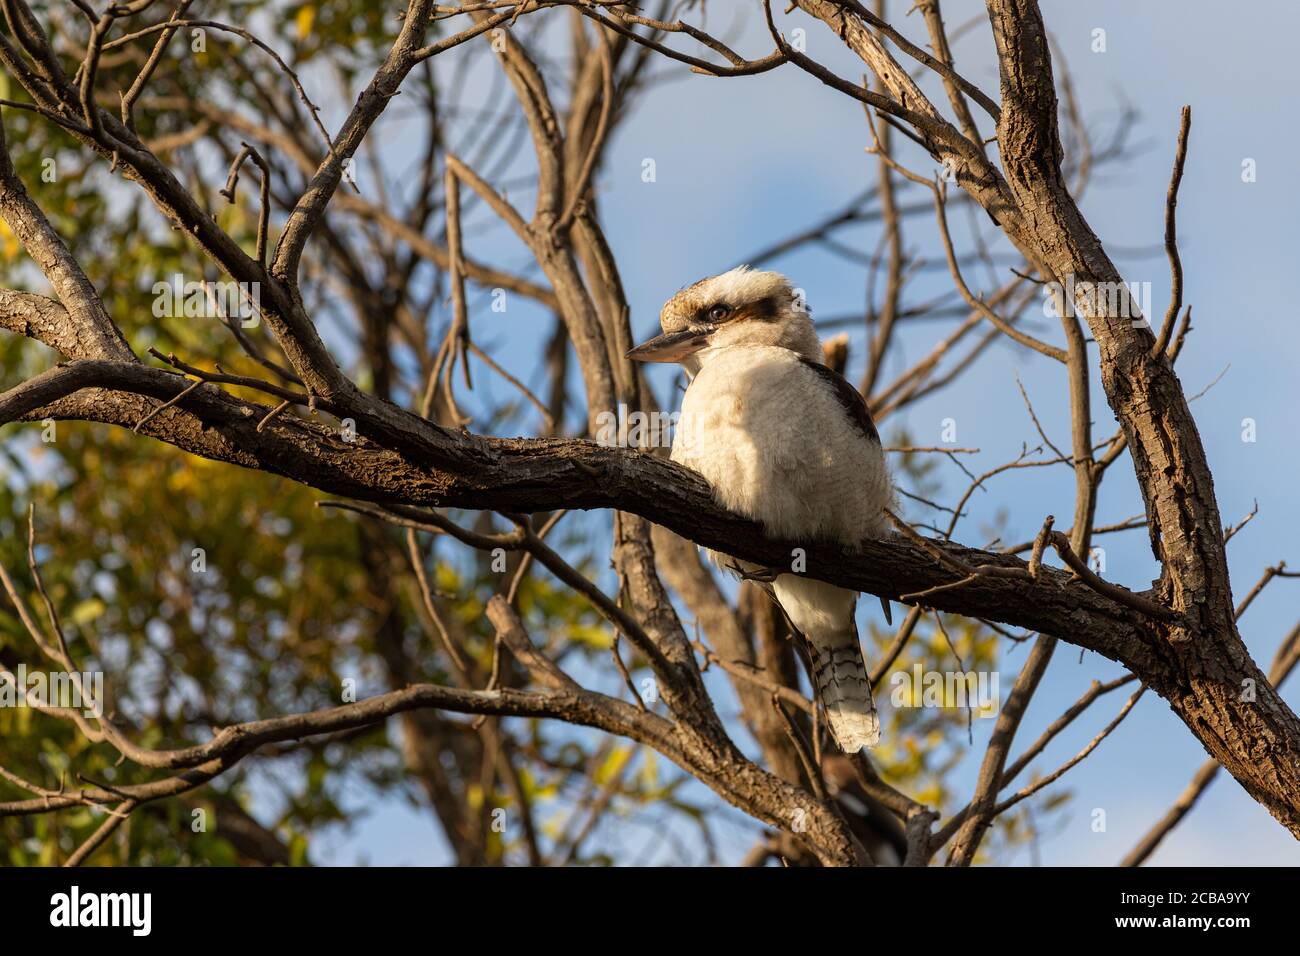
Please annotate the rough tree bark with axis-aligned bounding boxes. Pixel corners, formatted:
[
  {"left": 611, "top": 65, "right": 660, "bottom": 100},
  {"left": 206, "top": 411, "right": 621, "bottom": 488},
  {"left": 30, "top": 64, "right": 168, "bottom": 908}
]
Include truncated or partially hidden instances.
[{"left": 0, "top": 0, "right": 1296, "bottom": 865}]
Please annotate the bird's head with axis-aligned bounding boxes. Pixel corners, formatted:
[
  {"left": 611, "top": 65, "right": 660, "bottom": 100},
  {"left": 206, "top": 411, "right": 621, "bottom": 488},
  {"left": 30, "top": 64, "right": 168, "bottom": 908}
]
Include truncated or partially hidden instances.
[{"left": 627, "top": 267, "right": 820, "bottom": 373}]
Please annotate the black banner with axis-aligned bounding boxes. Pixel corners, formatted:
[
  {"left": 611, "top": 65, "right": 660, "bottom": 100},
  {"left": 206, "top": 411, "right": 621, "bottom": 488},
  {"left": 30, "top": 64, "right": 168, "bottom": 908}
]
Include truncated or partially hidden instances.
[{"left": 0, "top": 865, "right": 1285, "bottom": 943}]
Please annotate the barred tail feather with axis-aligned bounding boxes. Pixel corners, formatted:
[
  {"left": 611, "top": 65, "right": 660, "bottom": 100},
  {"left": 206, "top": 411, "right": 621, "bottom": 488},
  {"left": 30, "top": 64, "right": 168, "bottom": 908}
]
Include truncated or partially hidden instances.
[
  {"left": 769, "top": 574, "right": 880, "bottom": 751},
  {"left": 810, "top": 640, "right": 879, "bottom": 753}
]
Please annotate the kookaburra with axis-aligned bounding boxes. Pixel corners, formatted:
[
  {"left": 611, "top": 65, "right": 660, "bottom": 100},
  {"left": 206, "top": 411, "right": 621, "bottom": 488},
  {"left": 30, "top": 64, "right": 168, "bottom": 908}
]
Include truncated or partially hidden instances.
[{"left": 628, "top": 266, "right": 893, "bottom": 753}]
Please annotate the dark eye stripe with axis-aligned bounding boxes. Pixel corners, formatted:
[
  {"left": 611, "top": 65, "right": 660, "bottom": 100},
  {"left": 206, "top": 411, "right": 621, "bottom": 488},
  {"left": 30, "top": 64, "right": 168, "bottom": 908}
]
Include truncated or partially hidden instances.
[
  {"left": 695, "top": 295, "right": 780, "bottom": 327},
  {"left": 747, "top": 295, "right": 779, "bottom": 321}
]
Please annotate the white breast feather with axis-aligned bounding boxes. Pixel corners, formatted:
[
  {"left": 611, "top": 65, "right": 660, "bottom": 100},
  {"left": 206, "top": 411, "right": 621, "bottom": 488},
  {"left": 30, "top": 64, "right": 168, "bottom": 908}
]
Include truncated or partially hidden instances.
[{"left": 671, "top": 346, "right": 891, "bottom": 543}]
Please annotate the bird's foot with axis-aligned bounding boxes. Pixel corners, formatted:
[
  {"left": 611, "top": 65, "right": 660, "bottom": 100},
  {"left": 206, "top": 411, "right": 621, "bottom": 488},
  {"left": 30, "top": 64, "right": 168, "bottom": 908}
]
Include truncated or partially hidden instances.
[{"left": 729, "top": 563, "right": 780, "bottom": 584}]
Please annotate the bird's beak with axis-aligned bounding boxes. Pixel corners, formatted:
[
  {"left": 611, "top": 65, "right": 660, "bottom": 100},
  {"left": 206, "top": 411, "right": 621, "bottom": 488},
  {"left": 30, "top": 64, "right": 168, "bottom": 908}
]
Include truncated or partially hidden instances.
[{"left": 626, "top": 328, "right": 709, "bottom": 364}]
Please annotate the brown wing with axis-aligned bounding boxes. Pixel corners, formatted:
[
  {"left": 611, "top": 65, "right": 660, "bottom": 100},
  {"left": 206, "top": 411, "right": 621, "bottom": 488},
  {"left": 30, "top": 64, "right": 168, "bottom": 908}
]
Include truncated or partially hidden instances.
[
  {"left": 797, "top": 358, "right": 893, "bottom": 625},
  {"left": 796, "top": 358, "right": 881, "bottom": 446}
]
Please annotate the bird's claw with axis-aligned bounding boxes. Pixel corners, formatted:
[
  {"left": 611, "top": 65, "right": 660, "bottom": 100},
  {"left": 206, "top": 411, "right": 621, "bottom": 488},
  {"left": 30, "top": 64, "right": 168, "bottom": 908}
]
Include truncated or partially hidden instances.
[{"left": 729, "top": 563, "right": 780, "bottom": 583}]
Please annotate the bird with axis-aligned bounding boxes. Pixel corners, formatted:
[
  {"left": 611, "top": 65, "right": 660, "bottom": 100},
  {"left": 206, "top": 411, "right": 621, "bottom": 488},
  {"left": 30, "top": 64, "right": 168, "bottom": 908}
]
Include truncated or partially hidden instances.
[{"left": 628, "top": 266, "right": 894, "bottom": 753}]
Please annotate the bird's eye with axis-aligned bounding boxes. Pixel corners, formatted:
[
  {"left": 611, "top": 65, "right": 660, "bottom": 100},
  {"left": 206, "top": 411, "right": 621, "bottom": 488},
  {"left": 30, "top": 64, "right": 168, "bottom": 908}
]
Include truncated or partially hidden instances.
[{"left": 707, "top": 304, "right": 731, "bottom": 322}]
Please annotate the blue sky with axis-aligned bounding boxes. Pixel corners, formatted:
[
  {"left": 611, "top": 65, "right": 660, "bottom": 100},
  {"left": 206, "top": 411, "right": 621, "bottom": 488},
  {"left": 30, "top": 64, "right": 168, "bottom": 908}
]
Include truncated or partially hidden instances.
[{"left": 308, "top": 1, "right": 1300, "bottom": 865}]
